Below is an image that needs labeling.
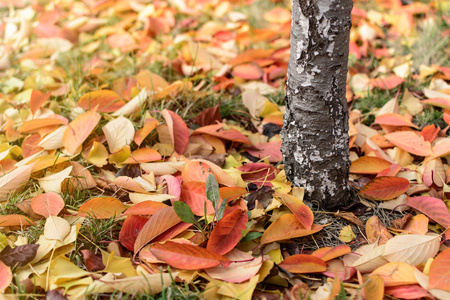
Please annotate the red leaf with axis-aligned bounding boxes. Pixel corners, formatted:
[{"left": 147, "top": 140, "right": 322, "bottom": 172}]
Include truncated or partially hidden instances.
[
  {"left": 161, "top": 109, "right": 189, "bottom": 154},
  {"left": 358, "top": 177, "right": 410, "bottom": 200},
  {"left": 194, "top": 104, "right": 222, "bottom": 127},
  {"left": 428, "top": 248, "right": 450, "bottom": 291},
  {"left": 385, "top": 285, "right": 434, "bottom": 300},
  {"left": 277, "top": 192, "right": 313, "bottom": 230},
  {"left": 407, "top": 196, "right": 450, "bottom": 228},
  {"left": 119, "top": 215, "right": 149, "bottom": 251},
  {"left": 278, "top": 254, "right": 327, "bottom": 273},
  {"left": 384, "top": 131, "right": 433, "bottom": 156},
  {"left": 207, "top": 209, "right": 248, "bottom": 255},
  {"left": 193, "top": 123, "right": 252, "bottom": 145},
  {"left": 238, "top": 163, "right": 278, "bottom": 186},
  {"left": 31, "top": 192, "right": 65, "bottom": 218},
  {"left": 78, "top": 90, "right": 126, "bottom": 112},
  {"left": 181, "top": 182, "right": 215, "bottom": 216},
  {"left": 150, "top": 241, "right": 231, "bottom": 270},
  {"left": 78, "top": 197, "right": 127, "bottom": 219},
  {"left": 134, "top": 207, "right": 182, "bottom": 253}
]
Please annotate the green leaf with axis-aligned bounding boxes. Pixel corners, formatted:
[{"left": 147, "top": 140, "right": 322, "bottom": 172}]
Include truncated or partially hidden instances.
[
  {"left": 216, "top": 199, "right": 227, "bottom": 221},
  {"left": 206, "top": 174, "right": 220, "bottom": 209},
  {"left": 173, "top": 201, "right": 196, "bottom": 224},
  {"left": 241, "top": 232, "right": 263, "bottom": 242}
]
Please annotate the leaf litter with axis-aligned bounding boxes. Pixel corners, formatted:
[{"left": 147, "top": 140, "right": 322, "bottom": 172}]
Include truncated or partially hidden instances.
[{"left": 0, "top": 0, "right": 449, "bottom": 299}]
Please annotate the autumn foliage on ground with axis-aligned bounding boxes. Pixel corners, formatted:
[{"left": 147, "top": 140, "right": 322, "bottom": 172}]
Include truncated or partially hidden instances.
[{"left": 0, "top": 0, "right": 449, "bottom": 298}]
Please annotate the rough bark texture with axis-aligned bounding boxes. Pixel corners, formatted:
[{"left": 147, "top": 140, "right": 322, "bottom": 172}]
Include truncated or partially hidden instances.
[{"left": 281, "top": 0, "right": 353, "bottom": 208}]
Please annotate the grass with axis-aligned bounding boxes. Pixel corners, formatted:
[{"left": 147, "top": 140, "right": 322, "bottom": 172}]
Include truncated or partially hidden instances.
[
  {"left": 352, "top": 89, "right": 393, "bottom": 125},
  {"left": 78, "top": 215, "right": 122, "bottom": 252}
]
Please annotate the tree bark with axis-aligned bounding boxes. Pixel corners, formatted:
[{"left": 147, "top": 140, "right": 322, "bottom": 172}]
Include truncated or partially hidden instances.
[{"left": 281, "top": 0, "right": 353, "bottom": 208}]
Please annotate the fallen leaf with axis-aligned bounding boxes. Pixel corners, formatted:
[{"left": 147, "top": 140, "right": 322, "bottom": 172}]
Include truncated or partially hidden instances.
[
  {"left": 63, "top": 108, "right": 101, "bottom": 154},
  {"left": 44, "top": 215, "right": 70, "bottom": 242},
  {"left": 428, "top": 248, "right": 450, "bottom": 291},
  {"left": 350, "top": 156, "right": 392, "bottom": 174},
  {"left": 0, "top": 244, "right": 39, "bottom": 267},
  {"left": 0, "top": 260, "right": 12, "bottom": 293},
  {"left": 78, "top": 90, "right": 125, "bottom": 112},
  {"left": 278, "top": 254, "right": 326, "bottom": 273},
  {"left": 161, "top": 109, "right": 189, "bottom": 154},
  {"left": 150, "top": 241, "right": 231, "bottom": 270},
  {"left": 407, "top": 196, "right": 450, "bottom": 228},
  {"left": 359, "top": 176, "right": 409, "bottom": 201},
  {"left": 384, "top": 131, "right": 433, "bottom": 156},
  {"left": 103, "top": 116, "right": 135, "bottom": 152},
  {"left": 277, "top": 192, "right": 313, "bottom": 229},
  {"left": 31, "top": 192, "right": 65, "bottom": 217},
  {"left": 382, "top": 234, "right": 440, "bottom": 265},
  {"left": 261, "top": 214, "right": 323, "bottom": 244},
  {"left": 0, "top": 164, "right": 33, "bottom": 201},
  {"left": 78, "top": 197, "right": 128, "bottom": 219},
  {"left": 207, "top": 209, "right": 248, "bottom": 255}
]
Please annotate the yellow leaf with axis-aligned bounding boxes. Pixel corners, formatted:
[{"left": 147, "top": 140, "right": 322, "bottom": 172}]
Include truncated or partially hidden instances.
[
  {"left": 101, "top": 250, "right": 137, "bottom": 278},
  {"left": 339, "top": 225, "right": 356, "bottom": 243},
  {"left": 44, "top": 216, "right": 71, "bottom": 242},
  {"left": 87, "top": 141, "right": 109, "bottom": 167},
  {"left": 38, "top": 166, "right": 73, "bottom": 193},
  {"left": 217, "top": 275, "right": 259, "bottom": 300}
]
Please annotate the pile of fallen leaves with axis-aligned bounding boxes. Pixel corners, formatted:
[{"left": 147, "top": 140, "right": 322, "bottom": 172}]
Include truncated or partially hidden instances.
[{"left": 0, "top": 0, "right": 450, "bottom": 299}]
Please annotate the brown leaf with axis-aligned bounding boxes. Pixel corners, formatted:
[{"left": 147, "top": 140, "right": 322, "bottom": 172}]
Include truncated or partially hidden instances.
[
  {"left": 81, "top": 249, "right": 105, "bottom": 272},
  {"left": 365, "top": 216, "right": 393, "bottom": 245},
  {"left": 0, "top": 244, "right": 39, "bottom": 267},
  {"left": 194, "top": 104, "right": 222, "bottom": 127}
]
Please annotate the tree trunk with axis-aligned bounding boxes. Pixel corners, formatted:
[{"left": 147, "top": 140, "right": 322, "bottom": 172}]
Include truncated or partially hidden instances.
[{"left": 281, "top": 0, "right": 353, "bottom": 208}]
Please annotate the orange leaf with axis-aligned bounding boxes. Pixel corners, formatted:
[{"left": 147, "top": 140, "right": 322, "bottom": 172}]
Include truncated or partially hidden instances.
[
  {"left": 123, "top": 201, "right": 167, "bottom": 216},
  {"left": 278, "top": 254, "right": 326, "bottom": 273},
  {"left": 193, "top": 123, "right": 252, "bottom": 145},
  {"left": 78, "top": 197, "right": 127, "bottom": 219},
  {"left": 407, "top": 196, "right": 450, "bottom": 228},
  {"left": 371, "top": 262, "right": 417, "bottom": 287},
  {"left": 261, "top": 214, "right": 323, "bottom": 244},
  {"left": 373, "top": 113, "right": 418, "bottom": 128},
  {"left": 429, "top": 248, "right": 450, "bottom": 291},
  {"left": 421, "top": 98, "right": 450, "bottom": 110},
  {"left": 134, "top": 118, "right": 159, "bottom": 146},
  {"left": 365, "top": 215, "right": 393, "bottom": 245},
  {"left": 27, "top": 155, "right": 69, "bottom": 173},
  {"left": 161, "top": 109, "right": 189, "bottom": 154},
  {"left": 311, "top": 245, "right": 351, "bottom": 262},
  {"left": 30, "top": 90, "right": 50, "bottom": 115},
  {"left": 358, "top": 176, "right": 409, "bottom": 201},
  {"left": 232, "top": 63, "right": 264, "bottom": 80},
  {"left": 263, "top": 7, "right": 291, "bottom": 23},
  {"left": 384, "top": 131, "right": 433, "bottom": 156},
  {"left": 0, "top": 214, "right": 35, "bottom": 226},
  {"left": 119, "top": 215, "right": 149, "bottom": 251},
  {"left": 122, "top": 148, "right": 162, "bottom": 164},
  {"left": 229, "top": 49, "right": 274, "bottom": 66},
  {"left": 134, "top": 206, "right": 182, "bottom": 253},
  {"left": 31, "top": 192, "right": 65, "bottom": 218},
  {"left": 78, "top": 90, "right": 126, "bottom": 113},
  {"left": 181, "top": 182, "right": 215, "bottom": 216},
  {"left": 277, "top": 192, "right": 313, "bottom": 230},
  {"left": 150, "top": 241, "right": 231, "bottom": 270},
  {"left": 207, "top": 209, "right": 248, "bottom": 255},
  {"left": 350, "top": 156, "right": 392, "bottom": 174},
  {"left": 20, "top": 116, "right": 68, "bottom": 133},
  {"left": 219, "top": 187, "right": 247, "bottom": 202},
  {"left": 63, "top": 108, "right": 101, "bottom": 154},
  {"left": 0, "top": 164, "right": 33, "bottom": 201},
  {"left": 182, "top": 160, "right": 214, "bottom": 183},
  {"left": 371, "top": 75, "right": 405, "bottom": 90},
  {"left": 0, "top": 261, "right": 12, "bottom": 293},
  {"left": 136, "top": 70, "right": 169, "bottom": 91},
  {"left": 363, "top": 275, "right": 384, "bottom": 300}
]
